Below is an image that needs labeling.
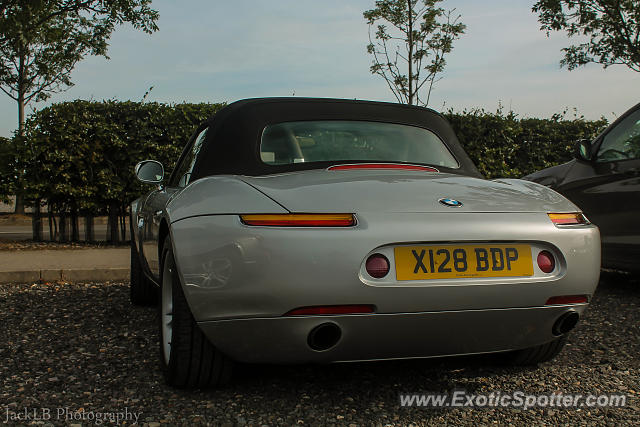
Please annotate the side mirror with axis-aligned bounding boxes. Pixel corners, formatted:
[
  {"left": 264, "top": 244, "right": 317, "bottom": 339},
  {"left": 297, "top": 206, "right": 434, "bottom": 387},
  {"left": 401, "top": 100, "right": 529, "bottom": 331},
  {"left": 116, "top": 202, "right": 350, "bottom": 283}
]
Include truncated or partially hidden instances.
[
  {"left": 574, "top": 139, "right": 593, "bottom": 162},
  {"left": 135, "top": 160, "right": 164, "bottom": 184}
]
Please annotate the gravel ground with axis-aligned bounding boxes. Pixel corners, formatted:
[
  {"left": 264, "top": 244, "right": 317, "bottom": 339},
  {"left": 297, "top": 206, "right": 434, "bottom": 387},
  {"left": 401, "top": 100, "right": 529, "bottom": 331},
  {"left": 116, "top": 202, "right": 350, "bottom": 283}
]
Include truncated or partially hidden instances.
[{"left": 1, "top": 274, "right": 638, "bottom": 426}]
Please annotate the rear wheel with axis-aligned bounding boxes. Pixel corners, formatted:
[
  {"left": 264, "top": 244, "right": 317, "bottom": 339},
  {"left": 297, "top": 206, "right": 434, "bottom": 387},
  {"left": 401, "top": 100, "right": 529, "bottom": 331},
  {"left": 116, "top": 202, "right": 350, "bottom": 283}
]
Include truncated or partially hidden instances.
[
  {"left": 159, "top": 236, "right": 233, "bottom": 388},
  {"left": 130, "top": 235, "right": 157, "bottom": 306},
  {"left": 509, "top": 336, "right": 568, "bottom": 365}
]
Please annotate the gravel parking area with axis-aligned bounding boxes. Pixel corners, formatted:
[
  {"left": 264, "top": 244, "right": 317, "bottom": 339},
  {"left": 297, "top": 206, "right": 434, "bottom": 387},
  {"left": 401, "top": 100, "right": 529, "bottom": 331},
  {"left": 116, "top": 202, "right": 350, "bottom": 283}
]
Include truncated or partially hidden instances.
[{"left": 1, "top": 275, "right": 639, "bottom": 426}]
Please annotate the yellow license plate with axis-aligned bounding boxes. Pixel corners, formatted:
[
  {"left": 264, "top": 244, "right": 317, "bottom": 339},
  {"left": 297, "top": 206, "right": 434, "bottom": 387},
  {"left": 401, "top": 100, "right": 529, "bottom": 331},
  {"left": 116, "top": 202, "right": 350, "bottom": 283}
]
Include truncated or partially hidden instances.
[{"left": 394, "top": 244, "right": 533, "bottom": 280}]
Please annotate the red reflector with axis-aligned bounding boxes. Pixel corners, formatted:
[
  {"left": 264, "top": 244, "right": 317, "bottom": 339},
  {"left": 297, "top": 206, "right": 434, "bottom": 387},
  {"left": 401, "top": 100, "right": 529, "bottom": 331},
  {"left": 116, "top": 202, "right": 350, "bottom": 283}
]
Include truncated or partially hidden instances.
[
  {"left": 366, "top": 253, "right": 390, "bottom": 278},
  {"left": 545, "top": 295, "right": 588, "bottom": 305},
  {"left": 285, "top": 305, "right": 375, "bottom": 316},
  {"left": 240, "top": 214, "right": 355, "bottom": 227},
  {"left": 328, "top": 163, "right": 439, "bottom": 172},
  {"left": 537, "top": 250, "right": 555, "bottom": 273}
]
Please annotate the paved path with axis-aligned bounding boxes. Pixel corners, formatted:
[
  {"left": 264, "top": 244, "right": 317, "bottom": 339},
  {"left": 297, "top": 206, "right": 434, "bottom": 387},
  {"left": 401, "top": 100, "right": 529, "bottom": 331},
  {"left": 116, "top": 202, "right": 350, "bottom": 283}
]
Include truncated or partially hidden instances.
[
  {"left": 0, "top": 224, "right": 127, "bottom": 241},
  {"left": 0, "top": 248, "right": 130, "bottom": 283}
]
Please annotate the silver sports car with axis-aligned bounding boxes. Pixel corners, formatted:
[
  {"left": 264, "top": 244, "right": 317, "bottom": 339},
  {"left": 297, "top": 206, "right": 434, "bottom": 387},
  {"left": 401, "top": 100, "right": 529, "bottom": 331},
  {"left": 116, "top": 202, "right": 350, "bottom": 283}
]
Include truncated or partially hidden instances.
[{"left": 130, "top": 98, "right": 600, "bottom": 388}]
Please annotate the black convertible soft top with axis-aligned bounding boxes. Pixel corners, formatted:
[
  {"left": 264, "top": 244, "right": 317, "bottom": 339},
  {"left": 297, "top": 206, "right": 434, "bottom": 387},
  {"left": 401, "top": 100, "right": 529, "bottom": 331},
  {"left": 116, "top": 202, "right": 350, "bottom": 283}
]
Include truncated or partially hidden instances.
[{"left": 190, "top": 97, "right": 482, "bottom": 180}]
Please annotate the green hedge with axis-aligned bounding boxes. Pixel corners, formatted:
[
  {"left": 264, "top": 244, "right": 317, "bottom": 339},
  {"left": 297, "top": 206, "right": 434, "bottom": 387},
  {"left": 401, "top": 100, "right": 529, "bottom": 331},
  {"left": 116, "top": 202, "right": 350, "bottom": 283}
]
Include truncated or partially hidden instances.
[
  {"left": 18, "top": 100, "right": 225, "bottom": 214},
  {"left": 6, "top": 101, "right": 609, "bottom": 215},
  {"left": 445, "top": 109, "right": 608, "bottom": 178}
]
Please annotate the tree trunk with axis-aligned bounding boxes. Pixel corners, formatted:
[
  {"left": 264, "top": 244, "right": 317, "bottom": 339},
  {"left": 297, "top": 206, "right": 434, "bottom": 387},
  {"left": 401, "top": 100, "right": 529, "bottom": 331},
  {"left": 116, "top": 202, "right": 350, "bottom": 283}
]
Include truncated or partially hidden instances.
[
  {"left": 32, "top": 198, "right": 42, "bottom": 241},
  {"left": 407, "top": 0, "right": 414, "bottom": 105},
  {"left": 119, "top": 204, "right": 128, "bottom": 242},
  {"left": 58, "top": 212, "right": 69, "bottom": 243},
  {"left": 18, "top": 96, "right": 24, "bottom": 134},
  {"left": 13, "top": 194, "right": 25, "bottom": 214},
  {"left": 48, "top": 204, "right": 55, "bottom": 242},
  {"left": 84, "top": 214, "right": 95, "bottom": 242},
  {"left": 70, "top": 209, "right": 79, "bottom": 242},
  {"left": 15, "top": 53, "right": 26, "bottom": 214},
  {"left": 107, "top": 202, "right": 120, "bottom": 243},
  {"left": 119, "top": 212, "right": 126, "bottom": 242}
]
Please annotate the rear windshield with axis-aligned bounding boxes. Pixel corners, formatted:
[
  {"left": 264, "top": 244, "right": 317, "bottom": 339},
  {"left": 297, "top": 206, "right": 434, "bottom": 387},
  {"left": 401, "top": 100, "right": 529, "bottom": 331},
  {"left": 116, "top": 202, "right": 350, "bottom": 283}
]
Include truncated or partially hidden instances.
[{"left": 259, "top": 120, "right": 459, "bottom": 168}]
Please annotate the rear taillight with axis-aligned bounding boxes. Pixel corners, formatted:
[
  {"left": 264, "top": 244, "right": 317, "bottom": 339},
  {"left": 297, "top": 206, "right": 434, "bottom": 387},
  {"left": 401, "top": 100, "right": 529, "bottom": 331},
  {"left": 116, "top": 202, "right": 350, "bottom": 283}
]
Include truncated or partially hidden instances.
[
  {"left": 548, "top": 213, "right": 589, "bottom": 226},
  {"left": 285, "top": 305, "right": 375, "bottom": 316},
  {"left": 240, "top": 213, "right": 355, "bottom": 227},
  {"left": 537, "top": 250, "right": 555, "bottom": 273},
  {"left": 545, "top": 295, "right": 589, "bottom": 305},
  {"left": 365, "top": 254, "right": 390, "bottom": 278}
]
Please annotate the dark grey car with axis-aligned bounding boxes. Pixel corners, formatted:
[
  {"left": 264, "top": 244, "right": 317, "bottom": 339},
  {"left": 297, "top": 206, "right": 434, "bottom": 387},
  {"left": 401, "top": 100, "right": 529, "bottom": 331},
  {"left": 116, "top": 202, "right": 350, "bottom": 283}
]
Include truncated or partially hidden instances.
[{"left": 524, "top": 102, "right": 640, "bottom": 272}]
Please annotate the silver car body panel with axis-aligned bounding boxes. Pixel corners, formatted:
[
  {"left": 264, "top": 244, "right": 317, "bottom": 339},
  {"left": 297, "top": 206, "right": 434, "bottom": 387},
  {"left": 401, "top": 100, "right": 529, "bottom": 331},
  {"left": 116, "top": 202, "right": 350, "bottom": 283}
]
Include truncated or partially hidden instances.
[
  {"left": 170, "top": 211, "right": 599, "bottom": 323},
  {"left": 166, "top": 176, "right": 288, "bottom": 221},
  {"left": 235, "top": 170, "right": 579, "bottom": 214},
  {"left": 135, "top": 168, "right": 600, "bottom": 364}
]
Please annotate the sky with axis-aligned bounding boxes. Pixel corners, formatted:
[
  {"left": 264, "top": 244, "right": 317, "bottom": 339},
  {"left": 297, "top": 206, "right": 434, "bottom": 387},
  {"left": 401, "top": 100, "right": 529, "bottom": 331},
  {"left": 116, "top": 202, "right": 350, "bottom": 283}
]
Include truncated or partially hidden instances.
[{"left": 1, "top": 0, "right": 639, "bottom": 138}]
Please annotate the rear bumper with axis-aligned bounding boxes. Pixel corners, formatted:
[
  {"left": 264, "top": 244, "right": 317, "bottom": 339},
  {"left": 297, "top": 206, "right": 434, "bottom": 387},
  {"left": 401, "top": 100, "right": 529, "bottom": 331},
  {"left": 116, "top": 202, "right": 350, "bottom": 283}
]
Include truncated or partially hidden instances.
[{"left": 198, "top": 304, "right": 587, "bottom": 364}]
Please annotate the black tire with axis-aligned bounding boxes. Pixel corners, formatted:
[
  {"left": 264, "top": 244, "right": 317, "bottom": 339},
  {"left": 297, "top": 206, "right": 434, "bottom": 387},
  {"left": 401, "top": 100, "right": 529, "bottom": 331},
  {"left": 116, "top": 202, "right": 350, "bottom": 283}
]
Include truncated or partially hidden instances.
[
  {"left": 159, "top": 236, "right": 233, "bottom": 388},
  {"left": 509, "top": 336, "right": 568, "bottom": 366},
  {"left": 130, "top": 236, "right": 157, "bottom": 306}
]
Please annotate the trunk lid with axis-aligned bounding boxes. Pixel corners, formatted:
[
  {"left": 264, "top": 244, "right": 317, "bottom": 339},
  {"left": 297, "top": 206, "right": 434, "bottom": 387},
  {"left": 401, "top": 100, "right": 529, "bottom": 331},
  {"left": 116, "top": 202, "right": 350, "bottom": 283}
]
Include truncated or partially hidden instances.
[{"left": 239, "top": 169, "right": 577, "bottom": 213}]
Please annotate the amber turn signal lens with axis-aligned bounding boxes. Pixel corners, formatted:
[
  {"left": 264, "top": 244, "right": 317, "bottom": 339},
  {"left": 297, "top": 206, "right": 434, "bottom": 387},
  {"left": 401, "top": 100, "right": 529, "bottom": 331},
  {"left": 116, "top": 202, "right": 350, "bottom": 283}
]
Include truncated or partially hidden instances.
[
  {"left": 548, "top": 213, "right": 589, "bottom": 225},
  {"left": 240, "top": 213, "right": 355, "bottom": 227}
]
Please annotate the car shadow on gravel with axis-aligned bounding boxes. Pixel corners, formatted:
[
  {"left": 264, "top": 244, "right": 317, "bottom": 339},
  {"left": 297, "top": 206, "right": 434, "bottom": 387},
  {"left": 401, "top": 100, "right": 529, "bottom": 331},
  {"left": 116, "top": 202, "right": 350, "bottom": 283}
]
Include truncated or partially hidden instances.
[{"left": 1, "top": 278, "right": 638, "bottom": 425}]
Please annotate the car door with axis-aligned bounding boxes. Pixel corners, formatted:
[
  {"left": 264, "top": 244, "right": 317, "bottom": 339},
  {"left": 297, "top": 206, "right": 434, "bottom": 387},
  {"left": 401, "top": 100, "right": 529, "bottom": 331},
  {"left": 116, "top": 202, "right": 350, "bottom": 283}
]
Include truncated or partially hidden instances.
[
  {"left": 139, "top": 124, "right": 209, "bottom": 281},
  {"left": 556, "top": 107, "right": 640, "bottom": 270}
]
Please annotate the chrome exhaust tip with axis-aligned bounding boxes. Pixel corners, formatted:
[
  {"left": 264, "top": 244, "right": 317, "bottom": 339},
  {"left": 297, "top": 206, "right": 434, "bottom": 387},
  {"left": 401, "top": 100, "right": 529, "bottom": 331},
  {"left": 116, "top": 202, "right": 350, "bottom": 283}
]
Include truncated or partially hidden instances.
[
  {"left": 552, "top": 311, "right": 580, "bottom": 336},
  {"left": 308, "top": 322, "right": 342, "bottom": 351}
]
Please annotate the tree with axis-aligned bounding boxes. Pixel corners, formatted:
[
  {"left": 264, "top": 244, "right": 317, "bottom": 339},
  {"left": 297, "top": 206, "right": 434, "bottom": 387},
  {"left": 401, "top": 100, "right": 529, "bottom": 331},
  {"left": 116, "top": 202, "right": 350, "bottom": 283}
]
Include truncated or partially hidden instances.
[
  {"left": 364, "top": 0, "right": 465, "bottom": 106},
  {"left": 0, "top": 0, "right": 159, "bottom": 213},
  {"left": 533, "top": 0, "right": 640, "bottom": 71},
  {"left": 19, "top": 100, "right": 224, "bottom": 242},
  {"left": 0, "top": 136, "right": 13, "bottom": 203}
]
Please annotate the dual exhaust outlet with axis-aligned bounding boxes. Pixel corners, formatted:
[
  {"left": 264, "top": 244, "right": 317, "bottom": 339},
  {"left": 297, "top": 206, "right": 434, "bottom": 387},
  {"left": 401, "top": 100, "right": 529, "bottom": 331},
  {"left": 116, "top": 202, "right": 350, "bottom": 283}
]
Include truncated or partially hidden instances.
[{"left": 306, "top": 311, "right": 580, "bottom": 352}]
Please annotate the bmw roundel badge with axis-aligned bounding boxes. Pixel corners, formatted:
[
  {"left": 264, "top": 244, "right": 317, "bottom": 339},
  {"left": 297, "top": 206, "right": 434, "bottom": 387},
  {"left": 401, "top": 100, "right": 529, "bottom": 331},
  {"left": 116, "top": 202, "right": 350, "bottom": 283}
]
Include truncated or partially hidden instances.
[{"left": 439, "top": 198, "right": 463, "bottom": 207}]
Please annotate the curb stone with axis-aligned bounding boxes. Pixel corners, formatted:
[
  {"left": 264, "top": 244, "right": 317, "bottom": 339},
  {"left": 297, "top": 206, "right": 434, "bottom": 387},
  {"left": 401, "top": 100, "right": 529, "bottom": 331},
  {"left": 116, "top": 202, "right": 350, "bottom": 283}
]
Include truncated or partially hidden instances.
[{"left": 0, "top": 268, "right": 129, "bottom": 283}]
